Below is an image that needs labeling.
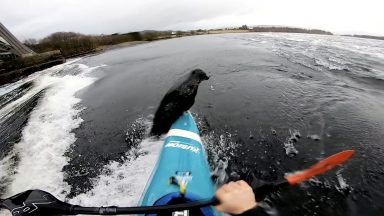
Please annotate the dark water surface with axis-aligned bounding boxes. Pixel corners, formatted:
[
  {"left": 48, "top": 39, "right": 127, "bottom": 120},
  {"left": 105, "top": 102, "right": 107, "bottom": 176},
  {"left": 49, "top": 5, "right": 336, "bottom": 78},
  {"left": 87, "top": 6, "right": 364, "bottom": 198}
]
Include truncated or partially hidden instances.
[{"left": 1, "top": 33, "right": 384, "bottom": 215}]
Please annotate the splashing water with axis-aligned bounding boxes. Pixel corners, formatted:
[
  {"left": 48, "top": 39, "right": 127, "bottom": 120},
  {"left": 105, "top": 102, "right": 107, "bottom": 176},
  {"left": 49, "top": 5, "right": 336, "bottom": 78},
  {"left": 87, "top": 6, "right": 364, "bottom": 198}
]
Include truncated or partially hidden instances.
[
  {"left": 283, "top": 130, "right": 301, "bottom": 157},
  {"left": 69, "top": 138, "right": 163, "bottom": 207},
  {"left": 0, "top": 62, "right": 103, "bottom": 216}
]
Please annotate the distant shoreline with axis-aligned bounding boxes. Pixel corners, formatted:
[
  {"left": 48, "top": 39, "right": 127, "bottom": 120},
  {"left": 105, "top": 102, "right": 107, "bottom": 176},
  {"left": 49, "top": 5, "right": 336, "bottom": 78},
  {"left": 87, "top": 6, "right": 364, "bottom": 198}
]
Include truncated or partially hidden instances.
[
  {"left": 0, "top": 41, "right": 150, "bottom": 86},
  {"left": 342, "top": 34, "right": 384, "bottom": 41},
  {"left": 95, "top": 40, "right": 149, "bottom": 52},
  {"left": 1, "top": 28, "right": 382, "bottom": 86}
]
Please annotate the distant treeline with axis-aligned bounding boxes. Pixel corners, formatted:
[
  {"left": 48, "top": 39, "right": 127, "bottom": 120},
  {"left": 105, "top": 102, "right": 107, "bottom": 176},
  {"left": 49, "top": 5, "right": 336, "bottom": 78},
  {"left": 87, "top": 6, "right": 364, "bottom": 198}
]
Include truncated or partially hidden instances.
[
  {"left": 0, "top": 50, "right": 65, "bottom": 85},
  {"left": 24, "top": 31, "right": 175, "bottom": 58},
  {"left": 0, "top": 30, "right": 176, "bottom": 84},
  {"left": 343, "top": 34, "right": 384, "bottom": 41},
  {"left": 251, "top": 27, "right": 333, "bottom": 35},
  {"left": 0, "top": 50, "right": 63, "bottom": 72}
]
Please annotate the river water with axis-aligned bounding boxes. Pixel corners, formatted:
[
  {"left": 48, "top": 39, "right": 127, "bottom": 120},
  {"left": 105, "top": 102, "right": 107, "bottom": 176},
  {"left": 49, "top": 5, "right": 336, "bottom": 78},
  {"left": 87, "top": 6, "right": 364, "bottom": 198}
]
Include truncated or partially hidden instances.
[{"left": 1, "top": 33, "right": 384, "bottom": 215}]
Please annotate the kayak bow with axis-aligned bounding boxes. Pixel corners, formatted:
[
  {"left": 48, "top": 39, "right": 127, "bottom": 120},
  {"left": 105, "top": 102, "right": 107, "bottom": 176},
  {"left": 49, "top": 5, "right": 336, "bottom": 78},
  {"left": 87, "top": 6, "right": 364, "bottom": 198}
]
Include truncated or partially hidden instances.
[{"left": 140, "top": 112, "right": 220, "bottom": 216}]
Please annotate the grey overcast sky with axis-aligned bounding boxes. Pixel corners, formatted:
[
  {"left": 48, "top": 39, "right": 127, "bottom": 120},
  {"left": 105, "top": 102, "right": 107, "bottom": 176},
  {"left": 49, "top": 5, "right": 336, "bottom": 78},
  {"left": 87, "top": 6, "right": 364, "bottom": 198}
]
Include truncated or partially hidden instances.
[{"left": 1, "top": 0, "right": 383, "bottom": 40}]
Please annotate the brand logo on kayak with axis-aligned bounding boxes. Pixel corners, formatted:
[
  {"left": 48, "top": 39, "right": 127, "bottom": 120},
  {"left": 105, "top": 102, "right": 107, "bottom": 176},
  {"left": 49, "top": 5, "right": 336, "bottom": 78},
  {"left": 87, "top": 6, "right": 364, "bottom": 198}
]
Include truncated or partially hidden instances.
[
  {"left": 173, "top": 210, "right": 189, "bottom": 216},
  {"left": 165, "top": 141, "right": 200, "bottom": 154}
]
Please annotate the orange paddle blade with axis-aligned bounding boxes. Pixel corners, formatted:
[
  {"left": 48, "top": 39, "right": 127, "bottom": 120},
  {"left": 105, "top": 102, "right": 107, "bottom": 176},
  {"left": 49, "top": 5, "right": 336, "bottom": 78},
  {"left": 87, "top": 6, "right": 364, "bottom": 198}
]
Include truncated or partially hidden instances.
[{"left": 284, "top": 150, "right": 355, "bottom": 185}]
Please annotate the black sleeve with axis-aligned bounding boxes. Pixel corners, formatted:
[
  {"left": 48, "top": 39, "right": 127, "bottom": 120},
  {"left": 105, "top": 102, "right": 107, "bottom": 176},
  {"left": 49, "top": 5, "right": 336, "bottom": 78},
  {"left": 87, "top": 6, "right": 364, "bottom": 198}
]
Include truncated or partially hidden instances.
[{"left": 234, "top": 206, "right": 268, "bottom": 216}]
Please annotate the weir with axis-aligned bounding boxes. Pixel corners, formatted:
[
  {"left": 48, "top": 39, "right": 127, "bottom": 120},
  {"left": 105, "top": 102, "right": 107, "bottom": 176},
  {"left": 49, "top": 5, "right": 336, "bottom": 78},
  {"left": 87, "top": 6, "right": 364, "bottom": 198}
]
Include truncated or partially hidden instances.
[{"left": 0, "top": 22, "right": 35, "bottom": 61}]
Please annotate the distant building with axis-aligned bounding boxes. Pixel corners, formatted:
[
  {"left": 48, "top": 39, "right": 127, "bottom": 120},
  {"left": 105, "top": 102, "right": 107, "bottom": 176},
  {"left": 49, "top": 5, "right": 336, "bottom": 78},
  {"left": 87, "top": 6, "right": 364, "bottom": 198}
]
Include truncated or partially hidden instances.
[{"left": 0, "top": 22, "right": 35, "bottom": 62}]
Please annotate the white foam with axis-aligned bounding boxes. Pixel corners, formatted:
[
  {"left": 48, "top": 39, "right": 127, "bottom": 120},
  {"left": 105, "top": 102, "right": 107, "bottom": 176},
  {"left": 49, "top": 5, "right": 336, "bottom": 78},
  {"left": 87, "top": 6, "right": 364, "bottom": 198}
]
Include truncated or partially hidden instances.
[
  {"left": 0, "top": 75, "right": 54, "bottom": 122},
  {"left": 0, "top": 60, "right": 88, "bottom": 122},
  {"left": 336, "top": 170, "right": 349, "bottom": 191},
  {"left": 0, "top": 154, "right": 15, "bottom": 194},
  {"left": 283, "top": 130, "right": 300, "bottom": 157},
  {"left": 0, "top": 62, "right": 99, "bottom": 216},
  {"left": 283, "top": 140, "right": 298, "bottom": 157},
  {"left": 0, "top": 58, "right": 83, "bottom": 97},
  {"left": 69, "top": 138, "right": 162, "bottom": 207},
  {"left": 202, "top": 132, "right": 236, "bottom": 185}
]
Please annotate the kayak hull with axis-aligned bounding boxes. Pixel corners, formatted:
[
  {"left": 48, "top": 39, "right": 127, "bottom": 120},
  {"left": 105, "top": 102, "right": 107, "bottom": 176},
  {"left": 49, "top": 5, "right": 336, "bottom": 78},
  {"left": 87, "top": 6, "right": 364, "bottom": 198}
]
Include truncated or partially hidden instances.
[{"left": 140, "top": 112, "right": 219, "bottom": 215}]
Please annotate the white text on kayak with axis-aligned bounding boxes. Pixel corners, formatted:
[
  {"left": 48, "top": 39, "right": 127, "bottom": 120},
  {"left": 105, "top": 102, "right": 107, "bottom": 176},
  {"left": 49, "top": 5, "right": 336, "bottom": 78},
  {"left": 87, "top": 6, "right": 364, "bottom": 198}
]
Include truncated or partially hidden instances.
[{"left": 165, "top": 141, "right": 200, "bottom": 154}]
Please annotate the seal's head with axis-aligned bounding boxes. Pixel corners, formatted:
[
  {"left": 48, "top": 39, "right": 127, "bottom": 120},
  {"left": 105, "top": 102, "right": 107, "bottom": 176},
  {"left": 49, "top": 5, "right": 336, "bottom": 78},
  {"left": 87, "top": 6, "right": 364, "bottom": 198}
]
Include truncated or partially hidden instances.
[{"left": 191, "top": 69, "right": 209, "bottom": 83}]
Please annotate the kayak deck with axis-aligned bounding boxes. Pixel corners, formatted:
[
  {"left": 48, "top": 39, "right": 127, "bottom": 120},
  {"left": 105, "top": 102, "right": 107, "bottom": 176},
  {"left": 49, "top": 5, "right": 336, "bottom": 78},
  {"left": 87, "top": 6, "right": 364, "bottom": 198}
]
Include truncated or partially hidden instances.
[{"left": 140, "top": 112, "right": 219, "bottom": 215}]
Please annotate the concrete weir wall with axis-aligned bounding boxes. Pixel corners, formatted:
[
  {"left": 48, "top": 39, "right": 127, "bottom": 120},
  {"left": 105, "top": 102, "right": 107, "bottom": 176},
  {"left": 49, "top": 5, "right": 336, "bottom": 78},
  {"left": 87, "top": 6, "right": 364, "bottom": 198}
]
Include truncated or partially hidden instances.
[{"left": 0, "top": 22, "right": 35, "bottom": 57}]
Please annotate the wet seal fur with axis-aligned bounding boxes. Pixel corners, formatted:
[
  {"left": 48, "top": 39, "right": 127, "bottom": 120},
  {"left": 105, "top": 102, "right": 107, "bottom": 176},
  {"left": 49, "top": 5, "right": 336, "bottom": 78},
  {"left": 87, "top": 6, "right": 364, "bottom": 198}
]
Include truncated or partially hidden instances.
[{"left": 150, "top": 69, "right": 209, "bottom": 136}]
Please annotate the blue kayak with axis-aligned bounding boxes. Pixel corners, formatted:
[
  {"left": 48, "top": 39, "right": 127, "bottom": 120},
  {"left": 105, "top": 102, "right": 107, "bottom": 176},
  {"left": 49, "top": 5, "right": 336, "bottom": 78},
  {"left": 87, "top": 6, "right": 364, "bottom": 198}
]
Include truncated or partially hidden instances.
[{"left": 140, "top": 112, "right": 221, "bottom": 216}]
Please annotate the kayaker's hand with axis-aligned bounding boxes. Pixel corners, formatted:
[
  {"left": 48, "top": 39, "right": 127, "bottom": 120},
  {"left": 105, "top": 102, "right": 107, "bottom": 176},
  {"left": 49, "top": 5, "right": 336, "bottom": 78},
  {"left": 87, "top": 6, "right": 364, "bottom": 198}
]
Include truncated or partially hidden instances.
[{"left": 214, "top": 180, "right": 257, "bottom": 215}]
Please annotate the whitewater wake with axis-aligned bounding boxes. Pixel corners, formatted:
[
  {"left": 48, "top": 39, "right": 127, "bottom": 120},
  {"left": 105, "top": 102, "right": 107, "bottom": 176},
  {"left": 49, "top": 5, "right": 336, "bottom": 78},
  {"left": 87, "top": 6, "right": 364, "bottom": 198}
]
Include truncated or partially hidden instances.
[{"left": 0, "top": 61, "right": 101, "bottom": 216}]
